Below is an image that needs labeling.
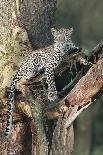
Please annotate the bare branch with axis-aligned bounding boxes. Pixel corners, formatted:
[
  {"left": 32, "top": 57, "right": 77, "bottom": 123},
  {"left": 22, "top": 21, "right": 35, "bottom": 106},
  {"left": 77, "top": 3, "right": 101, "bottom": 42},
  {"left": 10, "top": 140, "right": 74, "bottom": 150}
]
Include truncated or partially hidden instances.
[{"left": 64, "top": 102, "right": 92, "bottom": 129}]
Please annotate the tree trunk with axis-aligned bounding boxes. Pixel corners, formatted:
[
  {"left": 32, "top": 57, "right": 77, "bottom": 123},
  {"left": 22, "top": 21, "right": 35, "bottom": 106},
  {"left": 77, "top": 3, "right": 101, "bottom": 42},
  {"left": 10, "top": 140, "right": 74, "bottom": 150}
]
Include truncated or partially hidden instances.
[
  {"left": 16, "top": 0, "right": 57, "bottom": 48},
  {"left": 0, "top": 0, "right": 57, "bottom": 154},
  {"left": 0, "top": 1, "right": 103, "bottom": 155}
]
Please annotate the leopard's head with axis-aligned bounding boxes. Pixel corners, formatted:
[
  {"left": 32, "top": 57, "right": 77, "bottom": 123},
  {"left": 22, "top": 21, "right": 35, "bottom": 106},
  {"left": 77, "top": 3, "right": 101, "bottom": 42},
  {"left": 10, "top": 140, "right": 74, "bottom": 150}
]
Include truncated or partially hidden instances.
[
  {"left": 51, "top": 27, "right": 78, "bottom": 53},
  {"left": 51, "top": 27, "right": 73, "bottom": 42}
]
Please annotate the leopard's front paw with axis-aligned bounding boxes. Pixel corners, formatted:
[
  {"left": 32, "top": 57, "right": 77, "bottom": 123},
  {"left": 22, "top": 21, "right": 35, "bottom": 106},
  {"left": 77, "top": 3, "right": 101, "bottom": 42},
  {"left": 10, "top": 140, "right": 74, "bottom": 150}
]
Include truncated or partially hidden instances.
[
  {"left": 48, "top": 92, "right": 59, "bottom": 103},
  {"left": 48, "top": 95, "right": 58, "bottom": 102}
]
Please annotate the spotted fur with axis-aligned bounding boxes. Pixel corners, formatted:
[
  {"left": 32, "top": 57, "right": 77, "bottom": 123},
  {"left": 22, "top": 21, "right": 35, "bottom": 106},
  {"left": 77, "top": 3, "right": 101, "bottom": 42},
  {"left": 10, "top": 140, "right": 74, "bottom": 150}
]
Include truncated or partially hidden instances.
[{"left": 4, "top": 28, "right": 78, "bottom": 138}]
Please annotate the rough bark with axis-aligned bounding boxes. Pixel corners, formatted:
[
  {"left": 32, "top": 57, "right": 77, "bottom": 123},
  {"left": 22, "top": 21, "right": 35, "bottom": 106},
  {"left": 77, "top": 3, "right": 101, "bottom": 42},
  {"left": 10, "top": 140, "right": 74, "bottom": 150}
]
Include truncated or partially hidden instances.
[
  {"left": 16, "top": 0, "right": 57, "bottom": 48},
  {"left": 0, "top": 0, "right": 57, "bottom": 155},
  {"left": 0, "top": 0, "right": 103, "bottom": 155},
  {"left": 51, "top": 44, "right": 103, "bottom": 155}
]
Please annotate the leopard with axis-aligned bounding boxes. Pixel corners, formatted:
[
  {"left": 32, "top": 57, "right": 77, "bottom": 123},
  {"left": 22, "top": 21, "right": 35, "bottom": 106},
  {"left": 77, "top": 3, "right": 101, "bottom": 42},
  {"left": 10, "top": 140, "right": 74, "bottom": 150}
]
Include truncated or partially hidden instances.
[{"left": 2, "top": 27, "right": 79, "bottom": 139}]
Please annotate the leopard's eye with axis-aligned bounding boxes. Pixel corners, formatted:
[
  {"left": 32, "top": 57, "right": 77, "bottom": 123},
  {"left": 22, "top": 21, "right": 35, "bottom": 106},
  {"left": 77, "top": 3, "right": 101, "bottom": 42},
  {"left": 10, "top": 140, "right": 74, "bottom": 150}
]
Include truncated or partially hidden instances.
[{"left": 65, "top": 34, "right": 69, "bottom": 39}]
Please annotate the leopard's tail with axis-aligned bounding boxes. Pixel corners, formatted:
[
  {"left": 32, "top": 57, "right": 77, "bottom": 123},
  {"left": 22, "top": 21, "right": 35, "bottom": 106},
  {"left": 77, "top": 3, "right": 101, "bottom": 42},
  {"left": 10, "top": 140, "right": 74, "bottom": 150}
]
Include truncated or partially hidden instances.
[
  {"left": 1, "top": 74, "right": 20, "bottom": 141},
  {"left": 4, "top": 79, "right": 16, "bottom": 138}
]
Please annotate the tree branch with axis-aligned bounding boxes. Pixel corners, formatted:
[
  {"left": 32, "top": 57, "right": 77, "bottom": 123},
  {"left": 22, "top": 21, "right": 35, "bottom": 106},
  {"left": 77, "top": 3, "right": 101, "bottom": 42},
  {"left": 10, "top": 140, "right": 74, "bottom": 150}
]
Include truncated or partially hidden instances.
[{"left": 51, "top": 42, "right": 103, "bottom": 155}]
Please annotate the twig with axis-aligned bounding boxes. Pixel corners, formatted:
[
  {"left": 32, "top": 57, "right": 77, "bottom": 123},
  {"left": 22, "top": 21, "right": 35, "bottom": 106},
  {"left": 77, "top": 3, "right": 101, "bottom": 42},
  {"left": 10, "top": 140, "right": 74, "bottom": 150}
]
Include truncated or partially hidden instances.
[{"left": 64, "top": 102, "right": 92, "bottom": 129}]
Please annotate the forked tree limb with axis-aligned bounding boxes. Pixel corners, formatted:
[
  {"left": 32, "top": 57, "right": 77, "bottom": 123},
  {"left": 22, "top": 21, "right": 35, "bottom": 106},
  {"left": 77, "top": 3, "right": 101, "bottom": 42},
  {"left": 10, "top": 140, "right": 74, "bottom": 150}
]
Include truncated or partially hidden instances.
[
  {"left": 45, "top": 40, "right": 103, "bottom": 120},
  {"left": 52, "top": 45, "right": 103, "bottom": 155},
  {"left": 55, "top": 57, "right": 103, "bottom": 127}
]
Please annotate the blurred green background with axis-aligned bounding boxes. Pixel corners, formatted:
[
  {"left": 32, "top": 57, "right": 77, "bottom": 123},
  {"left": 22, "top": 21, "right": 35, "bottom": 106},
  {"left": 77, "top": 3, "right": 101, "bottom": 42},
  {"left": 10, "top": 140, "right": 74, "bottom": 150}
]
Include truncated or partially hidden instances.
[{"left": 56, "top": 0, "right": 103, "bottom": 155}]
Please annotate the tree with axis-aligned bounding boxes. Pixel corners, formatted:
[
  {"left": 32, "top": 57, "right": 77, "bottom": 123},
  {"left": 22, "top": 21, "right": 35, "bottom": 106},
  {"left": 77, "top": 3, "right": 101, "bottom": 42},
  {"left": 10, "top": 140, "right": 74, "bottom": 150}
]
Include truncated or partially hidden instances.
[
  {"left": 0, "top": 0, "right": 57, "bottom": 154},
  {"left": 0, "top": 0, "right": 103, "bottom": 155}
]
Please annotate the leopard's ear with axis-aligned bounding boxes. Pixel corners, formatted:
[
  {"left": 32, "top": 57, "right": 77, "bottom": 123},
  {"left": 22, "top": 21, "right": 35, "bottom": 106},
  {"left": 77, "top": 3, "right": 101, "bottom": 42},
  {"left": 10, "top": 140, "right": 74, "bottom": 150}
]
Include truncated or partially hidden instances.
[
  {"left": 51, "top": 28, "right": 58, "bottom": 38},
  {"left": 69, "top": 27, "right": 73, "bottom": 35}
]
